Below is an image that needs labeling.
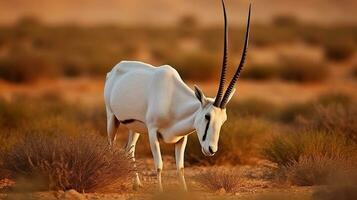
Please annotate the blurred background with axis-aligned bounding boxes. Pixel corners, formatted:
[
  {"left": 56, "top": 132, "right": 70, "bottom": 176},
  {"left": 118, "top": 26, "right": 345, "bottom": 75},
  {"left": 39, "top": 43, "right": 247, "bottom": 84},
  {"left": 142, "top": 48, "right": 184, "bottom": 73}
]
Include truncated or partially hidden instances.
[{"left": 0, "top": 0, "right": 356, "bottom": 192}]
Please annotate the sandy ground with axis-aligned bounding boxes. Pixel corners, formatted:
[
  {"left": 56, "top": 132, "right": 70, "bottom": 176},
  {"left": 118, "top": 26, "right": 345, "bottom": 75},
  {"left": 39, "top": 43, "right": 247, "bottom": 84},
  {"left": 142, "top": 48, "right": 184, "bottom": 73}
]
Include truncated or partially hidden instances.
[{"left": 0, "top": 156, "right": 316, "bottom": 200}]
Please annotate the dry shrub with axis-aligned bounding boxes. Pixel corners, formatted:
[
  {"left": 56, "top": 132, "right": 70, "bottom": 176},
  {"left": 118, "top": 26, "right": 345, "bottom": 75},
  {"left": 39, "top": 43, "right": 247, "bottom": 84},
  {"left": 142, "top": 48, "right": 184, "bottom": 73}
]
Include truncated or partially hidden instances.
[
  {"left": 263, "top": 131, "right": 353, "bottom": 167},
  {"left": 300, "top": 104, "right": 357, "bottom": 143},
  {"left": 167, "top": 51, "right": 220, "bottom": 81},
  {"left": 0, "top": 50, "right": 52, "bottom": 83},
  {"left": 230, "top": 98, "right": 278, "bottom": 118},
  {"left": 0, "top": 133, "right": 133, "bottom": 192},
  {"left": 284, "top": 153, "right": 354, "bottom": 186},
  {"left": 352, "top": 65, "right": 357, "bottom": 79},
  {"left": 196, "top": 169, "right": 240, "bottom": 192},
  {"left": 241, "top": 64, "right": 279, "bottom": 80},
  {"left": 278, "top": 57, "right": 328, "bottom": 82},
  {"left": 278, "top": 92, "right": 352, "bottom": 124},
  {"left": 324, "top": 41, "right": 355, "bottom": 61},
  {"left": 0, "top": 94, "right": 106, "bottom": 133},
  {"left": 186, "top": 117, "right": 276, "bottom": 165},
  {"left": 263, "top": 131, "right": 356, "bottom": 186}
]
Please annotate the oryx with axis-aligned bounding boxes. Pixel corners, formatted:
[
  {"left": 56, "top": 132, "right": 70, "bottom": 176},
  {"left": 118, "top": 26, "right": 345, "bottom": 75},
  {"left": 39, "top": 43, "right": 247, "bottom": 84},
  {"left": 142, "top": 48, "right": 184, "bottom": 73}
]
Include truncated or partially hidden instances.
[{"left": 104, "top": 0, "right": 251, "bottom": 191}]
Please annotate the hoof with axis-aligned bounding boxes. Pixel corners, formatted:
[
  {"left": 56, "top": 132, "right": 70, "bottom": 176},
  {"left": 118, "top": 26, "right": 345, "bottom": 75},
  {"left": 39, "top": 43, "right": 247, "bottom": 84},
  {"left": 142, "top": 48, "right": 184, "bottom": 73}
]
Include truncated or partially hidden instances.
[{"left": 133, "top": 179, "right": 143, "bottom": 191}]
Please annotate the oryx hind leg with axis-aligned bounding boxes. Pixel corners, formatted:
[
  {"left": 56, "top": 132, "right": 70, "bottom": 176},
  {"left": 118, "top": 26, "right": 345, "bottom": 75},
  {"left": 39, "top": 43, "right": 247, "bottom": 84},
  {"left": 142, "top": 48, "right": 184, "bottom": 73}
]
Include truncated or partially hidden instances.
[
  {"left": 126, "top": 130, "right": 142, "bottom": 190},
  {"left": 106, "top": 109, "right": 119, "bottom": 146}
]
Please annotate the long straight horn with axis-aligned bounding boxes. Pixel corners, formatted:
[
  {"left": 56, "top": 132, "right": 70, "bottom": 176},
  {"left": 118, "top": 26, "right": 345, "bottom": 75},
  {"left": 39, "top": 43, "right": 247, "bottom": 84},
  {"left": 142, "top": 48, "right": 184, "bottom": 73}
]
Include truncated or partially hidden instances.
[
  {"left": 220, "top": 4, "right": 251, "bottom": 108},
  {"left": 213, "top": 0, "right": 229, "bottom": 107}
]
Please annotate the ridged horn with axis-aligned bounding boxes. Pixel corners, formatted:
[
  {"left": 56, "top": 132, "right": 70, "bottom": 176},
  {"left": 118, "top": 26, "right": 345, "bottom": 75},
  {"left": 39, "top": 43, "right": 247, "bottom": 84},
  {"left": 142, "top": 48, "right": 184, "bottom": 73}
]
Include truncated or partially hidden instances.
[
  {"left": 220, "top": 4, "right": 251, "bottom": 108},
  {"left": 213, "top": 0, "right": 229, "bottom": 107}
]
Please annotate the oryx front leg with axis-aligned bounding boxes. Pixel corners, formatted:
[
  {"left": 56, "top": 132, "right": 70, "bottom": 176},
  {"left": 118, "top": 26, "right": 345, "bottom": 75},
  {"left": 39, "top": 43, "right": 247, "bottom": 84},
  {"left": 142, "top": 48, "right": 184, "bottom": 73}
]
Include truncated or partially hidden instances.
[
  {"left": 125, "top": 130, "right": 142, "bottom": 190},
  {"left": 148, "top": 128, "right": 163, "bottom": 192},
  {"left": 175, "top": 136, "right": 188, "bottom": 191}
]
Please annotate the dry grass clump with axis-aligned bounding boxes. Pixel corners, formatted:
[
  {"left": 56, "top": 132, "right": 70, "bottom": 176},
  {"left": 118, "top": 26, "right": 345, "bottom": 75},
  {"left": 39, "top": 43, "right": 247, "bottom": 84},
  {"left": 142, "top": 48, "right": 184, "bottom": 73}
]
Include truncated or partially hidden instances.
[
  {"left": 0, "top": 94, "right": 106, "bottom": 134},
  {"left": 0, "top": 133, "right": 133, "bottom": 192},
  {"left": 284, "top": 154, "right": 355, "bottom": 186},
  {"left": 323, "top": 41, "right": 355, "bottom": 61},
  {"left": 185, "top": 117, "right": 276, "bottom": 165},
  {"left": 168, "top": 51, "right": 220, "bottom": 81},
  {"left": 241, "top": 64, "right": 279, "bottom": 81},
  {"left": 278, "top": 92, "right": 352, "bottom": 124},
  {"left": 196, "top": 169, "right": 240, "bottom": 192},
  {"left": 263, "top": 131, "right": 356, "bottom": 186},
  {"left": 300, "top": 104, "right": 357, "bottom": 142},
  {"left": 352, "top": 65, "right": 357, "bottom": 79},
  {"left": 278, "top": 57, "right": 328, "bottom": 83}
]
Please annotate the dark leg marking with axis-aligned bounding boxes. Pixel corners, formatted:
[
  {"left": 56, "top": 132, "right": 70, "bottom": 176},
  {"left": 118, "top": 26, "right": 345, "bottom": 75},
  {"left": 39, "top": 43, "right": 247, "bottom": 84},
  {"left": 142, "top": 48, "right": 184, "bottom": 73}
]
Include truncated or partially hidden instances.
[
  {"left": 121, "top": 119, "right": 136, "bottom": 124},
  {"left": 157, "top": 131, "right": 163, "bottom": 141}
]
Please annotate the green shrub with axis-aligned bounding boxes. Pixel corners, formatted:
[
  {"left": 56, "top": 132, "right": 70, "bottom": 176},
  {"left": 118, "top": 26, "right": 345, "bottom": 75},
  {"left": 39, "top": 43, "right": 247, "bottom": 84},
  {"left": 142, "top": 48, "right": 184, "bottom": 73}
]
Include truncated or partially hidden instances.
[{"left": 0, "top": 133, "right": 132, "bottom": 192}]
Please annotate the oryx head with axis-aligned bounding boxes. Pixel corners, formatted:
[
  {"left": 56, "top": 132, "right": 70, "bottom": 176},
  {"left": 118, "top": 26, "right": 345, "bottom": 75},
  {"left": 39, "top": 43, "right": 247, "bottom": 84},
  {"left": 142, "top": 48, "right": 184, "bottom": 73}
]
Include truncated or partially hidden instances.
[{"left": 193, "top": 0, "right": 251, "bottom": 157}]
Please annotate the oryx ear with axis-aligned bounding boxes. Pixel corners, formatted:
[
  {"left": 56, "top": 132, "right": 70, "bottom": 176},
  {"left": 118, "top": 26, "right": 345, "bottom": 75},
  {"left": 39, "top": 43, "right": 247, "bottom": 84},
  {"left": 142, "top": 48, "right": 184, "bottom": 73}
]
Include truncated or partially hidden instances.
[{"left": 194, "top": 85, "right": 207, "bottom": 105}]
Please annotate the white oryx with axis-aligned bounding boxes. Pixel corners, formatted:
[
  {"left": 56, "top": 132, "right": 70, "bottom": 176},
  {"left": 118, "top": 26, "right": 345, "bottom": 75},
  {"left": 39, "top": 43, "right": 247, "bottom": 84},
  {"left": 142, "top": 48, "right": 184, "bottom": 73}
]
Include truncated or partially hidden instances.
[{"left": 104, "top": 0, "right": 251, "bottom": 191}]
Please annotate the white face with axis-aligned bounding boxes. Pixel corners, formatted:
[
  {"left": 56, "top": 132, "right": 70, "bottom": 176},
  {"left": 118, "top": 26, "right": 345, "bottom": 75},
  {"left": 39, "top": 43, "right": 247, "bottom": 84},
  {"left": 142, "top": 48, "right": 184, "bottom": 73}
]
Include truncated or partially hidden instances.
[
  {"left": 193, "top": 85, "right": 234, "bottom": 157},
  {"left": 194, "top": 102, "right": 227, "bottom": 156}
]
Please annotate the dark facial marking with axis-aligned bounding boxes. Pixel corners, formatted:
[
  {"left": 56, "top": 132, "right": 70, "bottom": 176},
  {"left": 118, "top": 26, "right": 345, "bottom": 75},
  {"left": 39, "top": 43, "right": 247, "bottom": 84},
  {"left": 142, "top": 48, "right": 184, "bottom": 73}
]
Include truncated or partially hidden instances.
[{"left": 202, "top": 115, "right": 210, "bottom": 141}]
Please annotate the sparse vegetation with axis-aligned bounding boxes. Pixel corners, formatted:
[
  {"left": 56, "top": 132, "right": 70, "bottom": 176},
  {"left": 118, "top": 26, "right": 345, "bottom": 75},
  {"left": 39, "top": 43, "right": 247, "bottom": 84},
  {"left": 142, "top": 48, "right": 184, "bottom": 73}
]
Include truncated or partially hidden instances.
[
  {"left": 241, "top": 64, "right": 279, "bottom": 80},
  {"left": 278, "top": 57, "right": 328, "bottom": 82},
  {"left": 324, "top": 41, "right": 355, "bottom": 61},
  {"left": 263, "top": 131, "right": 356, "bottom": 185},
  {"left": 196, "top": 169, "right": 240, "bottom": 192},
  {"left": 352, "top": 65, "right": 357, "bottom": 79},
  {"left": 0, "top": 133, "right": 133, "bottom": 192}
]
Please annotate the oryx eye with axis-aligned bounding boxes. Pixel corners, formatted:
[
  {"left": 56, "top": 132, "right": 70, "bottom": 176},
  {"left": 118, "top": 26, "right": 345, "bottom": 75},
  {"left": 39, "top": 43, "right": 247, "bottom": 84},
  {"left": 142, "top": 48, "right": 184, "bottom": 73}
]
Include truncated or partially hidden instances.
[{"left": 205, "top": 114, "right": 211, "bottom": 121}]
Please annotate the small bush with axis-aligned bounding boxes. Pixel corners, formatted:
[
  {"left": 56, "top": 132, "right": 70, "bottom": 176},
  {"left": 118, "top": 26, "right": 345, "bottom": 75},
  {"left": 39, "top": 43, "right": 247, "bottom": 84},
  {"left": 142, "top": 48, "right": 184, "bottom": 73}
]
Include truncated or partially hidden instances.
[
  {"left": 324, "top": 41, "right": 355, "bottom": 61},
  {"left": 0, "top": 51, "right": 51, "bottom": 83},
  {"left": 186, "top": 117, "right": 276, "bottom": 165},
  {"left": 196, "top": 169, "right": 240, "bottom": 192},
  {"left": 0, "top": 133, "right": 133, "bottom": 192},
  {"left": 229, "top": 98, "right": 278, "bottom": 118},
  {"left": 273, "top": 15, "right": 299, "bottom": 27},
  {"left": 167, "top": 51, "right": 220, "bottom": 81},
  {"left": 263, "top": 131, "right": 353, "bottom": 167},
  {"left": 284, "top": 154, "right": 354, "bottom": 186},
  {"left": 241, "top": 64, "right": 279, "bottom": 80},
  {"left": 299, "top": 104, "right": 357, "bottom": 143},
  {"left": 352, "top": 65, "right": 357, "bottom": 79},
  {"left": 263, "top": 131, "right": 356, "bottom": 185},
  {"left": 278, "top": 57, "right": 328, "bottom": 82}
]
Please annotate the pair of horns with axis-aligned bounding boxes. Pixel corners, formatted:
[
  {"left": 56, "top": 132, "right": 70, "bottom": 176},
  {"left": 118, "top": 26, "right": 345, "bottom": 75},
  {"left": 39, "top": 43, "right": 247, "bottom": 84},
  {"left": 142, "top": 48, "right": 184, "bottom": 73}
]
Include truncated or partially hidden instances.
[{"left": 213, "top": 0, "right": 251, "bottom": 108}]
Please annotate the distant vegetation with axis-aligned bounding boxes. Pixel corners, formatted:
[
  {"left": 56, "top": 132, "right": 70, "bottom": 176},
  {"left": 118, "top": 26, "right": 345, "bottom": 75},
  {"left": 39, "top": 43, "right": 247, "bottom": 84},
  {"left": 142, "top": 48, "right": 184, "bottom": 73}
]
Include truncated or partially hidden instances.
[{"left": 0, "top": 16, "right": 356, "bottom": 83}]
